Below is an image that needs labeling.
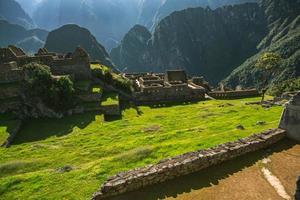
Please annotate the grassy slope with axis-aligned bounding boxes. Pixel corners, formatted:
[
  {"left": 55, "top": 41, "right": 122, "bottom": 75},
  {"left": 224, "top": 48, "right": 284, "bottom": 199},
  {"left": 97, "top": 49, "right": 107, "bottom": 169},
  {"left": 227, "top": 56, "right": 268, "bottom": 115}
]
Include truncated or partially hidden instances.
[{"left": 0, "top": 97, "right": 283, "bottom": 200}]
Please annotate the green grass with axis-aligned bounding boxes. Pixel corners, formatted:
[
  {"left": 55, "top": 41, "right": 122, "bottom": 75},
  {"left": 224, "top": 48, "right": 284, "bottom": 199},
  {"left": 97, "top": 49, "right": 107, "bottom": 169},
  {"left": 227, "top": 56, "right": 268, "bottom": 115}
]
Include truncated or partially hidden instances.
[
  {"left": 92, "top": 86, "right": 102, "bottom": 93},
  {"left": 0, "top": 97, "right": 283, "bottom": 200},
  {"left": 90, "top": 64, "right": 109, "bottom": 72},
  {"left": 0, "top": 114, "right": 19, "bottom": 145},
  {"left": 101, "top": 93, "right": 119, "bottom": 106}
]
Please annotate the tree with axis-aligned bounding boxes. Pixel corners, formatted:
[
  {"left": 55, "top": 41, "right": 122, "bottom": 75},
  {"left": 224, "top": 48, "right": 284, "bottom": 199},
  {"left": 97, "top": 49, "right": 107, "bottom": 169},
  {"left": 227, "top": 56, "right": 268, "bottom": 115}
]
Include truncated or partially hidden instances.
[{"left": 255, "top": 52, "right": 282, "bottom": 103}]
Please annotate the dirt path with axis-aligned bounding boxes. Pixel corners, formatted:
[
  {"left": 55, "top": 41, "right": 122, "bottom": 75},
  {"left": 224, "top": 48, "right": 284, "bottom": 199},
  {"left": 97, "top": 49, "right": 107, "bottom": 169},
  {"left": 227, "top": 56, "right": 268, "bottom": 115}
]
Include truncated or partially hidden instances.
[
  {"left": 108, "top": 139, "right": 300, "bottom": 200},
  {"left": 166, "top": 140, "right": 300, "bottom": 200}
]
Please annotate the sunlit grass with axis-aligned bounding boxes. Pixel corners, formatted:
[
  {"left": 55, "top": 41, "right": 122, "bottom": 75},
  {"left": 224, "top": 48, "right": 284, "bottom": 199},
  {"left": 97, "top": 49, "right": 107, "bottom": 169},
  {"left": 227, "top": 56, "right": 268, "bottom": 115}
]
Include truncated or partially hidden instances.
[{"left": 0, "top": 97, "right": 283, "bottom": 199}]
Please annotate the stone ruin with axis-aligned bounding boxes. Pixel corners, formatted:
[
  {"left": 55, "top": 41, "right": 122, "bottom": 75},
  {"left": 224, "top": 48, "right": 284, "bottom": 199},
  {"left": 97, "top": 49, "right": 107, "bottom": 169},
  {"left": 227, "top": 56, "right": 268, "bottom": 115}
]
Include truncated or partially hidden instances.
[
  {"left": 0, "top": 45, "right": 92, "bottom": 81},
  {"left": 280, "top": 91, "right": 300, "bottom": 142},
  {"left": 0, "top": 45, "right": 92, "bottom": 114},
  {"left": 124, "top": 70, "right": 206, "bottom": 103}
]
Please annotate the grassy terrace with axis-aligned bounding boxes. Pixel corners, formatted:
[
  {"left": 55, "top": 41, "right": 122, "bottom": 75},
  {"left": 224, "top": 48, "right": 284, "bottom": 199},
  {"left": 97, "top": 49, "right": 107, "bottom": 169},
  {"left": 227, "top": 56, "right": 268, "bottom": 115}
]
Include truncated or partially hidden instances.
[
  {"left": 101, "top": 93, "right": 119, "bottom": 106},
  {"left": 0, "top": 97, "right": 283, "bottom": 199}
]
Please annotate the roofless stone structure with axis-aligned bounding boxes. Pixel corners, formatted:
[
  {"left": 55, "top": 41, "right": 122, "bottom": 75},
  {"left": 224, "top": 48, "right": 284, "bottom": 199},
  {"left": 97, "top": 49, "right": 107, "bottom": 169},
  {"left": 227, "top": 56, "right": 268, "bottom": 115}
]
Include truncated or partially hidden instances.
[{"left": 0, "top": 45, "right": 91, "bottom": 80}]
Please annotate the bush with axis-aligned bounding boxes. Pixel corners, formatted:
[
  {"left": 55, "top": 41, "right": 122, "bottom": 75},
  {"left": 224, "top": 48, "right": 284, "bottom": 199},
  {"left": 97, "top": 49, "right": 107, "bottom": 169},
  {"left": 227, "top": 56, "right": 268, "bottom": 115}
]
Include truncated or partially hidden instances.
[
  {"left": 92, "top": 67, "right": 133, "bottom": 93},
  {"left": 268, "top": 78, "right": 300, "bottom": 96},
  {"left": 23, "top": 63, "right": 75, "bottom": 111}
]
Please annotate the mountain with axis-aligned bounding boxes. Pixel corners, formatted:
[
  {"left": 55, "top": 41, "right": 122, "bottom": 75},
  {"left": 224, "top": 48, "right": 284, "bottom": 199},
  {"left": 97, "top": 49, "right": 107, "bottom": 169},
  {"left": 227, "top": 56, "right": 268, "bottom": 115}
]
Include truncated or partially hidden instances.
[
  {"left": 111, "top": 3, "right": 268, "bottom": 84},
  {"left": 32, "top": 0, "right": 140, "bottom": 51},
  {"left": 0, "top": 0, "right": 34, "bottom": 29},
  {"left": 149, "top": 0, "right": 257, "bottom": 30},
  {"left": 0, "top": 19, "right": 48, "bottom": 53},
  {"left": 224, "top": 0, "right": 300, "bottom": 89},
  {"left": 111, "top": 25, "right": 152, "bottom": 72},
  {"left": 29, "top": 0, "right": 256, "bottom": 51},
  {"left": 44, "top": 24, "right": 114, "bottom": 68},
  {"left": 15, "top": 0, "right": 43, "bottom": 17}
]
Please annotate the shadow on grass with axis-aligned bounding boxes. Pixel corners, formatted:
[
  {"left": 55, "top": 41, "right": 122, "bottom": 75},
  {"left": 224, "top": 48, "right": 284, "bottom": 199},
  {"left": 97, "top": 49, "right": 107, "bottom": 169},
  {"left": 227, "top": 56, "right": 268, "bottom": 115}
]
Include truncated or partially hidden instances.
[
  {"left": 12, "top": 112, "right": 98, "bottom": 145},
  {"left": 107, "top": 139, "right": 297, "bottom": 200},
  {"left": 0, "top": 113, "right": 19, "bottom": 145}
]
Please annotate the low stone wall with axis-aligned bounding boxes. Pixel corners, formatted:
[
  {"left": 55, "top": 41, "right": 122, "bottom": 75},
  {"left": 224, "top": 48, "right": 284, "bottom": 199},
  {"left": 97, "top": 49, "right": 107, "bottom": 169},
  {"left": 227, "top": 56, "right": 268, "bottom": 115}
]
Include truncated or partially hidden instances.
[
  {"left": 77, "top": 93, "right": 102, "bottom": 102},
  {"left": 101, "top": 105, "right": 120, "bottom": 116},
  {"left": 92, "top": 128, "right": 286, "bottom": 200},
  {"left": 209, "top": 89, "right": 259, "bottom": 99}
]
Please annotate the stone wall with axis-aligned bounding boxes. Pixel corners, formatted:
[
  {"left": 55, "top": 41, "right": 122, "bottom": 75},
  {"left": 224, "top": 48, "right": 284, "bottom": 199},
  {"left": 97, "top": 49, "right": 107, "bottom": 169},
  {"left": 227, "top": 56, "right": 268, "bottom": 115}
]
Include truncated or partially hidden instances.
[
  {"left": 101, "top": 105, "right": 120, "bottom": 116},
  {"left": 92, "top": 128, "right": 286, "bottom": 200},
  {"left": 135, "top": 84, "right": 205, "bottom": 104},
  {"left": 209, "top": 89, "right": 259, "bottom": 99},
  {"left": 279, "top": 92, "right": 300, "bottom": 142},
  {"left": 0, "top": 84, "right": 21, "bottom": 99},
  {"left": 77, "top": 93, "right": 102, "bottom": 102},
  {"left": 0, "top": 62, "right": 23, "bottom": 84},
  {"left": 0, "top": 100, "right": 21, "bottom": 114}
]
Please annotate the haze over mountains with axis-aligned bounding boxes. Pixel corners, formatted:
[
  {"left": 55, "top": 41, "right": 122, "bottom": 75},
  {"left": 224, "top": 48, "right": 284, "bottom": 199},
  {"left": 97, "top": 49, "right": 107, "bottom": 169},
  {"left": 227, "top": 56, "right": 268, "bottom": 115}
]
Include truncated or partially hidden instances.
[
  {"left": 13, "top": 0, "right": 256, "bottom": 51},
  {"left": 1, "top": 0, "right": 299, "bottom": 88}
]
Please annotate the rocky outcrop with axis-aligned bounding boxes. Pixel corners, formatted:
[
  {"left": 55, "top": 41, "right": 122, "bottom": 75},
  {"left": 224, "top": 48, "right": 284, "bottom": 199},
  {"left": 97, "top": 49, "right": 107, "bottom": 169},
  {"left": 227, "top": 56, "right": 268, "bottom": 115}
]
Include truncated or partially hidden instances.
[
  {"left": 92, "top": 128, "right": 286, "bottom": 200},
  {"left": 44, "top": 24, "right": 114, "bottom": 68},
  {"left": 279, "top": 92, "right": 300, "bottom": 142},
  {"left": 111, "top": 3, "right": 268, "bottom": 84}
]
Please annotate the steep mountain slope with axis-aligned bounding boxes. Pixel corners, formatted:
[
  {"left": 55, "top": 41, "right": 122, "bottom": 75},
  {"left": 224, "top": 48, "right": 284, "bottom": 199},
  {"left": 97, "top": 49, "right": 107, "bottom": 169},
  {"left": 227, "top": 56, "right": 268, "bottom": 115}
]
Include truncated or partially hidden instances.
[
  {"left": 150, "top": 0, "right": 257, "bottom": 30},
  {"left": 0, "top": 20, "right": 48, "bottom": 53},
  {"left": 111, "top": 3, "right": 268, "bottom": 84},
  {"left": 0, "top": 0, "right": 34, "bottom": 29},
  {"left": 110, "top": 25, "right": 152, "bottom": 72},
  {"left": 224, "top": 0, "right": 300, "bottom": 89},
  {"left": 44, "top": 24, "right": 114, "bottom": 68}
]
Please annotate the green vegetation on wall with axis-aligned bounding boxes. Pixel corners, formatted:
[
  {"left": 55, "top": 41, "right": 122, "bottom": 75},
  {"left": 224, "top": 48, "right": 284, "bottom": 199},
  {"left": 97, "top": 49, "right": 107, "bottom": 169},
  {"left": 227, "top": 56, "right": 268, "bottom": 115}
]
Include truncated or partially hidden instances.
[
  {"left": 91, "top": 64, "right": 133, "bottom": 93},
  {"left": 23, "top": 63, "right": 75, "bottom": 111}
]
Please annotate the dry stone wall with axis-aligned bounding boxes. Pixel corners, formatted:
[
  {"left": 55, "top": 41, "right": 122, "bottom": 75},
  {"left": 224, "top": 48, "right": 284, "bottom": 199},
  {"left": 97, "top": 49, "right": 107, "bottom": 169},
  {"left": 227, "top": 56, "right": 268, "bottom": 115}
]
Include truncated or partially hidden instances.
[
  {"left": 92, "top": 128, "right": 286, "bottom": 200},
  {"left": 209, "top": 89, "right": 259, "bottom": 99}
]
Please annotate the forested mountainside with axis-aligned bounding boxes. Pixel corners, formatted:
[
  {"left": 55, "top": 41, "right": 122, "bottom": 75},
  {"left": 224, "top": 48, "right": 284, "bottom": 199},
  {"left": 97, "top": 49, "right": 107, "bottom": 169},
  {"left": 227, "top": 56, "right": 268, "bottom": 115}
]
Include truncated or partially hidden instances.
[
  {"left": 0, "top": 20, "right": 48, "bottom": 53},
  {"left": 111, "top": 0, "right": 299, "bottom": 86},
  {"left": 0, "top": 0, "right": 34, "bottom": 29},
  {"left": 44, "top": 24, "right": 114, "bottom": 68},
  {"left": 111, "top": 3, "right": 268, "bottom": 84},
  {"left": 224, "top": 0, "right": 300, "bottom": 89}
]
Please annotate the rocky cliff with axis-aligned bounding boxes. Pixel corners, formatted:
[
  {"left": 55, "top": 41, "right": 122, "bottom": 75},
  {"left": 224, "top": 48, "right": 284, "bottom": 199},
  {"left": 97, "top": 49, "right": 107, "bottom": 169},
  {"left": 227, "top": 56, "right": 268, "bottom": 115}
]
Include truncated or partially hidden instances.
[
  {"left": 44, "top": 24, "right": 114, "bottom": 68},
  {"left": 111, "top": 3, "right": 268, "bottom": 84}
]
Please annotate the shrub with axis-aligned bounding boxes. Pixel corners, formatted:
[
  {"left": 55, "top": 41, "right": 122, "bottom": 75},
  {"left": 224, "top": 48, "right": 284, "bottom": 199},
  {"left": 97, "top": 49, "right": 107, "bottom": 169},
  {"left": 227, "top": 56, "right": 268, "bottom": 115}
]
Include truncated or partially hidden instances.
[
  {"left": 23, "top": 63, "right": 75, "bottom": 112},
  {"left": 269, "top": 78, "right": 300, "bottom": 96},
  {"left": 92, "top": 67, "right": 133, "bottom": 93}
]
